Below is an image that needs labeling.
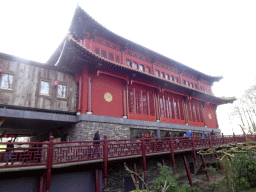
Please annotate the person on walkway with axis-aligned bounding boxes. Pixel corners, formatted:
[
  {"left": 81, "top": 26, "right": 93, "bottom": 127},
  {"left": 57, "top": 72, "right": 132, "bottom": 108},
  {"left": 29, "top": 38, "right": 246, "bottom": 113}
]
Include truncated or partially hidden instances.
[
  {"left": 187, "top": 130, "right": 192, "bottom": 139},
  {"left": 210, "top": 130, "right": 215, "bottom": 138},
  {"left": 5, "top": 140, "right": 14, "bottom": 163},
  {"left": 93, "top": 131, "right": 100, "bottom": 158},
  {"left": 202, "top": 131, "right": 206, "bottom": 139}
]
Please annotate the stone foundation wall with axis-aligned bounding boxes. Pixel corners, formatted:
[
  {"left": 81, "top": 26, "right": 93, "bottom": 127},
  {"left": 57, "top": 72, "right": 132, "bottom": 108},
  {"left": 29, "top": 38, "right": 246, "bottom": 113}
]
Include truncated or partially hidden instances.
[{"left": 68, "top": 120, "right": 165, "bottom": 141}]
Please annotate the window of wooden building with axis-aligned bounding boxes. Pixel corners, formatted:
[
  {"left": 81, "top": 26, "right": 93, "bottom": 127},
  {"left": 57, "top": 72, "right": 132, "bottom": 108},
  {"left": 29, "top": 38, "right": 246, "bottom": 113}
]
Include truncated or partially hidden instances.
[
  {"left": 155, "top": 70, "right": 159, "bottom": 77},
  {"left": 128, "top": 86, "right": 156, "bottom": 121},
  {"left": 146, "top": 67, "right": 150, "bottom": 73},
  {"left": 40, "top": 81, "right": 50, "bottom": 95},
  {"left": 57, "top": 84, "right": 67, "bottom": 98},
  {"left": 0, "top": 73, "right": 13, "bottom": 89},
  {"left": 109, "top": 53, "right": 114, "bottom": 61}
]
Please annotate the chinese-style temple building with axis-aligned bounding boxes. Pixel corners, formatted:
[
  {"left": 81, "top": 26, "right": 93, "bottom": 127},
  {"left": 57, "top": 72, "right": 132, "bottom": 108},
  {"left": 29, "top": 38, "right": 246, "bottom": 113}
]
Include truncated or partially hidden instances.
[{"left": 0, "top": 6, "right": 235, "bottom": 142}]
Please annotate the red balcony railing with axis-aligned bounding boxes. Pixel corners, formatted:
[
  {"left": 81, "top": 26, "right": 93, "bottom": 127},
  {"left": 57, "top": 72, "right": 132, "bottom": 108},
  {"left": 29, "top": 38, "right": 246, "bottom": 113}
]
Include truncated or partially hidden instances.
[{"left": 0, "top": 134, "right": 254, "bottom": 169}]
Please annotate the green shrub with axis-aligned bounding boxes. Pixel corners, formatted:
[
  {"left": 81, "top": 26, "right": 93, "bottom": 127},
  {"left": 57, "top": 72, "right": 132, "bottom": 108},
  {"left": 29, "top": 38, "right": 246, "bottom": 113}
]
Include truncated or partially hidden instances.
[
  {"left": 152, "top": 163, "right": 201, "bottom": 192},
  {"left": 231, "top": 153, "right": 256, "bottom": 191}
]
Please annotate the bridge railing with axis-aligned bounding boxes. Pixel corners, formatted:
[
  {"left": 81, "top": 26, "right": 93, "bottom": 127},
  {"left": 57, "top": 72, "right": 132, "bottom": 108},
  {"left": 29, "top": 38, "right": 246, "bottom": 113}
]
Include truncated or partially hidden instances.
[
  {"left": 0, "top": 141, "right": 48, "bottom": 168},
  {"left": 0, "top": 133, "right": 254, "bottom": 169}
]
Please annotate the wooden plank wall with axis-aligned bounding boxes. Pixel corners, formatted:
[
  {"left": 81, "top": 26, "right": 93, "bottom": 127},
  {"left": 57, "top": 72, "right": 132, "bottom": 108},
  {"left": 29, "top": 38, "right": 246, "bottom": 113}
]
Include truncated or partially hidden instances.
[{"left": 0, "top": 58, "right": 77, "bottom": 112}]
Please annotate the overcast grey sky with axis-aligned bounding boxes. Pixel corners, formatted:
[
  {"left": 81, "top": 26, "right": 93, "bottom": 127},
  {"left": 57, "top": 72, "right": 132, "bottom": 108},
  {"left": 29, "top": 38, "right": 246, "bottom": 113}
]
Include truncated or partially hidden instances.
[{"left": 1, "top": 0, "right": 256, "bottom": 135}]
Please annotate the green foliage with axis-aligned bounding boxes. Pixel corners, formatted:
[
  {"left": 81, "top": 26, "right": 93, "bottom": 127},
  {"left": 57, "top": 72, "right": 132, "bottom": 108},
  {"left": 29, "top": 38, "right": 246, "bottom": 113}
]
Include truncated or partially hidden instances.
[
  {"left": 152, "top": 163, "right": 201, "bottom": 192},
  {"left": 231, "top": 153, "right": 256, "bottom": 191}
]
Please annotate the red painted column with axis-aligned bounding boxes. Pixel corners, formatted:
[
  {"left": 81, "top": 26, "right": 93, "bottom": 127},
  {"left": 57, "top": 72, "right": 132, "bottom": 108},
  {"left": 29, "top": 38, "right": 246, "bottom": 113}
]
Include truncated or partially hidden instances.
[
  {"left": 201, "top": 155, "right": 210, "bottom": 181},
  {"left": 87, "top": 75, "right": 92, "bottom": 114},
  {"left": 45, "top": 136, "right": 54, "bottom": 192},
  {"left": 95, "top": 169, "right": 100, "bottom": 192},
  {"left": 183, "top": 155, "right": 193, "bottom": 187},
  {"left": 169, "top": 134, "right": 175, "bottom": 173},
  {"left": 90, "top": 38, "right": 93, "bottom": 50},
  {"left": 123, "top": 84, "right": 127, "bottom": 118},
  {"left": 141, "top": 135, "right": 147, "bottom": 179},
  {"left": 191, "top": 133, "right": 197, "bottom": 165},
  {"left": 103, "top": 135, "right": 108, "bottom": 188}
]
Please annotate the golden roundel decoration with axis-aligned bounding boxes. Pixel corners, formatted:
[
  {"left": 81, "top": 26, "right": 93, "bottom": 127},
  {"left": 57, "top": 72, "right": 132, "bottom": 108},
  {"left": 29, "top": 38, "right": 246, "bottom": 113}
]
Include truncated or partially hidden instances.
[
  {"left": 104, "top": 92, "right": 113, "bottom": 102},
  {"left": 208, "top": 113, "right": 212, "bottom": 119}
]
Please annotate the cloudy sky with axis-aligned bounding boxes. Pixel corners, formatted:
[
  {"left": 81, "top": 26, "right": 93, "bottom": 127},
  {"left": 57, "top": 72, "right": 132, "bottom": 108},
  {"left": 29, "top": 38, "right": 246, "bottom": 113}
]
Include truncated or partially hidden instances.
[{"left": 1, "top": 0, "right": 256, "bottom": 135}]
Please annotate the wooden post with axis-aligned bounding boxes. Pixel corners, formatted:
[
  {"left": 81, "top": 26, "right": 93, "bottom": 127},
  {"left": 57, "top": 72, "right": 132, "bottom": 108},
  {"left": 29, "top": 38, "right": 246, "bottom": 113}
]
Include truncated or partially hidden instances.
[
  {"left": 133, "top": 163, "right": 138, "bottom": 182},
  {"left": 183, "top": 155, "right": 193, "bottom": 187},
  {"left": 169, "top": 134, "right": 176, "bottom": 173},
  {"left": 162, "top": 157, "right": 165, "bottom": 165},
  {"left": 45, "top": 136, "right": 54, "bottom": 192},
  {"left": 191, "top": 133, "right": 197, "bottom": 165},
  {"left": 201, "top": 155, "right": 210, "bottom": 181},
  {"left": 215, "top": 154, "right": 223, "bottom": 173},
  {"left": 208, "top": 134, "right": 215, "bottom": 162},
  {"left": 141, "top": 135, "right": 147, "bottom": 180},
  {"left": 95, "top": 169, "right": 100, "bottom": 192},
  {"left": 103, "top": 135, "right": 108, "bottom": 188},
  {"left": 38, "top": 173, "right": 44, "bottom": 192},
  {"left": 222, "top": 133, "right": 225, "bottom": 145}
]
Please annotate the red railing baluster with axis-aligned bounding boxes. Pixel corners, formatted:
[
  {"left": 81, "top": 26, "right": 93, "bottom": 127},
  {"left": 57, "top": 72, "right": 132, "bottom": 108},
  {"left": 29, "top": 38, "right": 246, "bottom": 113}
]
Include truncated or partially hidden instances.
[
  {"left": 45, "top": 136, "right": 54, "bottom": 192},
  {"left": 103, "top": 135, "right": 108, "bottom": 188}
]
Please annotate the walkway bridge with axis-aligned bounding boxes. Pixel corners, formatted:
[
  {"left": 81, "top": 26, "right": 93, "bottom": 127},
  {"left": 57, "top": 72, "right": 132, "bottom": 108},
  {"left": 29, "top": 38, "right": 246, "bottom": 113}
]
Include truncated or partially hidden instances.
[{"left": 0, "top": 134, "right": 252, "bottom": 192}]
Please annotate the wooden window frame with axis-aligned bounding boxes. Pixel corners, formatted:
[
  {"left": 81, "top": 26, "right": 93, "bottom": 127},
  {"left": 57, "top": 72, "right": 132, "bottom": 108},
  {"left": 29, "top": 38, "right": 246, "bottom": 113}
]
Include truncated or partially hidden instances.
[
  {"left": 0, "top": 73, "right": 14, "bottom": 90},
  {"left": 57, "top": 84, "right": 68, "bottom": 99},
  {"left": 39, "top": 80, "right": 50, "bottom": 96}
]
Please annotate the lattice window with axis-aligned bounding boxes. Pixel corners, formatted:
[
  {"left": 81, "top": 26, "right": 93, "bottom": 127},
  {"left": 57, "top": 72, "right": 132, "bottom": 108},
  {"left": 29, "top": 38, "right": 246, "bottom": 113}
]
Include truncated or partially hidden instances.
[
  {"left": 126, "top": 60, "right": 131, "bottom": 66},
  {"left": 142, "top": 92, "right": 148, "bottom": 115},
  {"left": 139, "top": 65, "right": 144, "bottom": 72},
  {"left": 159, "top": 98, "right": 164, "bottom": 117},
  {"left": 0, "top": 73, "right": 13, "bottom": 89},
  {"left": 109, "top": 53, "right": 114, "bottom": 61},
  {"left": 166, "top": 74, "right": 169, "bottom": 80},
  {"left": 146, "top": 67, "right": 151, "bottom": 73},
  {"left": 135, "top": 90, "right": 142, "bottom": 114},
  {"left": 128, "top": 89, "right": 134, "bottom": 113},
  {"left": 155, "top": 70, "right": 159, "bottom": 76},
  {"left": 175, "top": 77, "right": 179, "bottom": 83},
  {"left": 133, "top": 62, "right": 138, "bottom": 69},
  {"left": 101, "top": 50, "right": 107, "bottom": 58},
  {"left": 115, "top": 56, "right": 119, "bottom": 63},
  {"left": 128, "top": 87, "right": 155, "bottom": 117},
  {"left": 95, "top": 48, "right": 99, "bottom": 55}
]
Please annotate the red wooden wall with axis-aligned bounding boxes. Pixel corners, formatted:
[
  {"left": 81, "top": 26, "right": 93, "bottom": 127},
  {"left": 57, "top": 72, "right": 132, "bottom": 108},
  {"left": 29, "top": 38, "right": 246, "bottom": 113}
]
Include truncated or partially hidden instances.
[
  {"left": 91, "top": 74, "right": 124, "bottom": 118},
  {"left": 76, "top": 31, "right": 219, "bottom": 128}
]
